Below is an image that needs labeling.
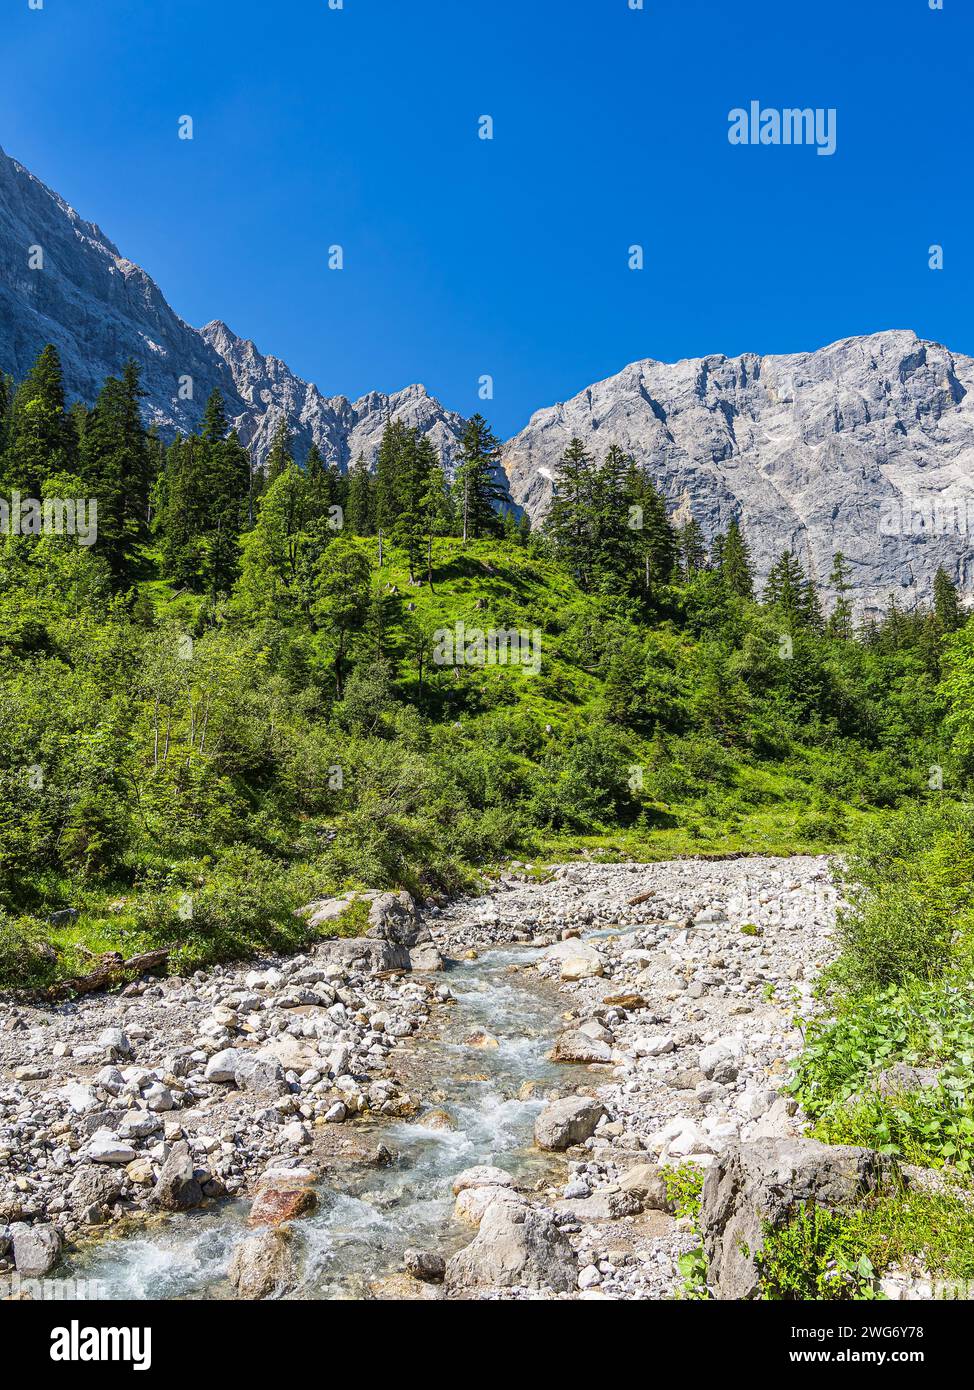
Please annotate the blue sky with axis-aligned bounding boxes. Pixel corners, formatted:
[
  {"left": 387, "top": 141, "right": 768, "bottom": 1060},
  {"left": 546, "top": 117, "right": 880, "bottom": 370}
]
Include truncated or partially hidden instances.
[{"left": 2, "top": 0, "right": 970, "bottom": 436}]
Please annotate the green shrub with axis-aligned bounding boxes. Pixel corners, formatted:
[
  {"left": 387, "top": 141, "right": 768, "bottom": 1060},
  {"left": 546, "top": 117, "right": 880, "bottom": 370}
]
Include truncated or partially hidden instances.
[
  {"left": 754, "top": 1203, "right": 881, "bottom": 1300},
  {"left": 0, "top": 912, "right": 59, "bottom": 990},
  {"left": 831, "top": 802, "right": 974, "bottom": 992}
]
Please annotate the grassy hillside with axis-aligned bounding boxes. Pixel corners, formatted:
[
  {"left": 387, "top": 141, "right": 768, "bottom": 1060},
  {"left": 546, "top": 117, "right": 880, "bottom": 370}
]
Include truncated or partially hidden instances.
[{"left": 0, "top": 353, "right": 962, "bottom": 993}]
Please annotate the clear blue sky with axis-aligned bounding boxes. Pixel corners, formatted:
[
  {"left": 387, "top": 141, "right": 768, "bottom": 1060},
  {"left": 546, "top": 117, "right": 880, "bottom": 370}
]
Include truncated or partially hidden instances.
[{"left": 2, "top": 0, "right": 970, "bottom": 436}]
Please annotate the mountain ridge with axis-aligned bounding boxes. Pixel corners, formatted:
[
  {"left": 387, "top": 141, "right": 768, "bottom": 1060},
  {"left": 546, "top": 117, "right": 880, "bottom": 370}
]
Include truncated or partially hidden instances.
[
  {"left": 0, "top": 145, "right": 466, "bottom": 474},
  {"left": 4, "top": 143, "right": 974, "bottom": 609},
  {"left": 502, "top": 329, "right": 974, "bottom": 612}
]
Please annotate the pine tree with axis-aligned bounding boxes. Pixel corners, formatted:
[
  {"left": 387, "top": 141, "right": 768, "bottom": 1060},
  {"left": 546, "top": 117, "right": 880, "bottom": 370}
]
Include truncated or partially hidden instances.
[
  {"left": 155, "top": 434, "right": 207, "bottom": 585},
  {"left": 390, "top": 430, "right": 435, "bottom": 580},
  {"left": 302, "top": 443, "right": 331, "bottom": 530},
  {"left": 624, "top": 462, "right": 674, "bottom": 595},
  {"left": 934, "top": 566, "right": 962, "bottom": 632},
  {"left": 764, "top": 549, "right": 815, "bottom": 626},
  {"left": 78, "top": 361, "right": 150, "bottom": 582},
  {"left": 375, "top": 421, "right": 409, "bottom": 535},
  {"left": 454, "top": 414, "right": 506, "bottom": 541},
  {"left": 720, "top": 519, "right": 754, "bottom": 598},
  {"left": 676, "top": 518, "right": 707, "bottom": 579},
  {"left": 826, "top": 552, "right": 854, "bottom": 639},
  {"left": 312, "top": 537, "right": 373, "bottom": 696},
  {"left": 265, "top": 417, "right": 293, "bottom": 485},
  {"left": 546, "top": 437, "right": 596, "bottom": 581},
  {"left": 346, "top": 454, "right": 375, "bottom": 535},
  {"left": 3, "top": 344, "right": 75, "bottom": 495},
  {"left": 204, "top": 423, "right": 251, "bottom": 598},
  {"left": 419, "top": 460, "right": 450, "bottom": 586}
]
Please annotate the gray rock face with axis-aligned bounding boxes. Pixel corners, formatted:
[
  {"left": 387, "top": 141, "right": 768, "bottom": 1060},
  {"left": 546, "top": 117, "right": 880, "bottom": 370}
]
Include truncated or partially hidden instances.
[
  {"left": 202, "top": 321, "right": 467, "bottom": 474},
  {"left": 0, "top": 147, "right": 241, "bottom": 439},
  {"left": 0, "top": 147, "right": 466, "bottom": 473},
  {"left": 444, "top": 1200, "right": 577, "bottom": 1293},
  {"left": 700, "top": 1137, "right": 890, "bottom": 1299},
  {"left": 504, "top": 332, "right": 974, "bottom": 613}
]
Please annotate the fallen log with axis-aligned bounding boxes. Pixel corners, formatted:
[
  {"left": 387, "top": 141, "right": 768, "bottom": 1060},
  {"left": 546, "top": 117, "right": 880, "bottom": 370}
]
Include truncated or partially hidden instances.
[
  {"left": 40, "top": 948, "right": 170, "bottom": 1001},
  {"left": 627, "top": 890, "right": 656, "bottom": 907}
]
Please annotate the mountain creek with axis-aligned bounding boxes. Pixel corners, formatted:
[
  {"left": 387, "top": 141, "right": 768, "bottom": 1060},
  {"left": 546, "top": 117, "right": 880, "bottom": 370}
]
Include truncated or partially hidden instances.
[{"left": 0, "top": 856, "right": 839, "bottom": 1300}]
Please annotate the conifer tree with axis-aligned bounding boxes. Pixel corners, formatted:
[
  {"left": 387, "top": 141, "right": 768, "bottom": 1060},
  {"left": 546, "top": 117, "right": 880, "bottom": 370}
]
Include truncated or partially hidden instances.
[
  {"left": 454, "top": 414, "right": 506, "bottom": 541},
  {"left": 546, "top": 437, "right": 596, "bottom": 580},
  {"left": 375, "top": 421, "right": 409, "bottom": 535},
  {"left": 3, "top": 344, "right": 75, "bottom": 495},
  {"left": 826, "top": 552, "right": 854, "bottom": 639},
  {"left": 390, "top": 430, "right": 435, "bottom": 579},
  {"left": 78, "top": 361, "right": 150, "bottom": 582},
  {"left": 934, "top": 566, "right": 962, "bottom": 632},
  {"left": 624, "top": 461, "right": 674, "bottom": 595},
  {"left": 346, "top": 454, "right": 375, "bottom": 535},
  {"left": 720, "top": 519, "right": 754, "bottom": 598},
  {"left": 419, "top": 461, "right": 450, "bottom": 586},
  {"left": 764, "top": 549, "right": 818, "bottom": 627},
  {"left": 265, "top": 417, "right": 293, "bottom": 485},
  {"left": 676, "top": 518, "right": 707, "bottom": 579}
]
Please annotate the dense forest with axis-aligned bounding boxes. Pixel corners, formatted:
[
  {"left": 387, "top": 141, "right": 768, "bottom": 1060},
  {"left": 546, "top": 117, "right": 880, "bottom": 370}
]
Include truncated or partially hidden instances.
[{"left": 1, "top": 344, "right": 972, "bottom": 990}]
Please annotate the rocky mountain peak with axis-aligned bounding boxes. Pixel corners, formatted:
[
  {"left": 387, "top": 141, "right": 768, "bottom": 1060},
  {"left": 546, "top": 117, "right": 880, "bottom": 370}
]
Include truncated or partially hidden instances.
[{"left": 503, "top": 330, "right": 974, "bottom": 612}]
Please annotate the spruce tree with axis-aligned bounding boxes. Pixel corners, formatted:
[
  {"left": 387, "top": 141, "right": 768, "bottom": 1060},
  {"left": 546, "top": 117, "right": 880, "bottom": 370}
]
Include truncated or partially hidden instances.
[
  {"left": 454, "top": 414, "right": 506, "bottom": 541},
  {"left": 375, "top": 421, "right": 409, "bottom": 535},
  {"left": 78, "top": 362, "right": 150, "bottom": 582},
  {"left": 346, "top": 454, "right": 375, "bottom": 535},
  {"left": 265, "top": 417, "right": 293, "bottom": 485},
  {"left": 390, "top": 429, "right": 434, "bottom": 580},
  {"left": 624, "top": 461, "right": 674, "bottom": 595},
  {"left": 764, "top": 549, "right": 814, "bottom": 626},
  {"left": 721, "top": 519, "right": 754, "bottom": 598},
  {"left": 676, "top": 518, "right": 707, "bottom": 579},
  {"left": 826, "top": 551, "right": 854, "bottom": 639},
  {"left": 4, "top": 344, "right": 75, "bottom": 495},
  {"left": 546, "top": 437, "right": 596, "bottom": 581},
  {"left": 934, "top": 566, "right": 962, "bottom": 632}
]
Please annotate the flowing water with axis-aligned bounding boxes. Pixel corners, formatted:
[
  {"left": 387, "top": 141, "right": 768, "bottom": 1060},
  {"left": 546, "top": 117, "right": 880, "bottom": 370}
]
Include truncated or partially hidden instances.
[{"left": 71, "top": 944, "right": 578, "bottom": 1299}]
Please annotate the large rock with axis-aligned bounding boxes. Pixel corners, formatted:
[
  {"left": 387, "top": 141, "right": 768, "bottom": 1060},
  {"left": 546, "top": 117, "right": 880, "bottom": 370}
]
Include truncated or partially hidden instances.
[
  {"left": 699, "top": 1038, "right": 743, "bottom": 1084},
  {"left": 454, "top": 1186, "right": 524, "bottom": 1227},
  {"left": 701, "top": 1137, "right": 892, "bottom": 1299},
  {"left": 67, "top": 1165, "right": 125, "bottom": 1210},
  {"left": 550, "top": 1031, "right": 613, "bottom": 1064},
  {"left": 227, "top": 1227, "right": 297, "bottom": 1300},
  {"left": 535, "top": 1096, "right": 605, "bottom": 1151},
  {"left": 451, "top": 1166, "right": 515, "bottom": 1194},
  {"left": 12, "top": 1223, "right": 61, "bottom": 1277},
  {"left": 445, "top": 1201, "right": 577, "bottom": 1293},
  {"left": 404, "top": 1249, "right": 446, "bottom": 1283},
  {"left": 409, "top": 942, "right": 445, "bottom": 972},
  {"left": 152, "top": 1141, "right": 204, "bottom": 1212},
  {"left": 233, "top": 1054, "right": 286, "bottom": 1095},
  {"left": 248, "top": 1186, "right": 318, "bottom": 1227},
  {"left": 618, "top": 1163, "right": 670, "bottom": 1211},
  {"left": 318, "top": 937, "right": 411, "bottom": 973},
  {"left": 367, "top": 891, "right": 426, "bottom": 949}
]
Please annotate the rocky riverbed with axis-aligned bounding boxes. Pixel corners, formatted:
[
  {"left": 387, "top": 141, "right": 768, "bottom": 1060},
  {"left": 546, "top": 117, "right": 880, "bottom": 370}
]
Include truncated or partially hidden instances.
[{"left": 0, "top": 856, "right": 843, "bottom": 1299}]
